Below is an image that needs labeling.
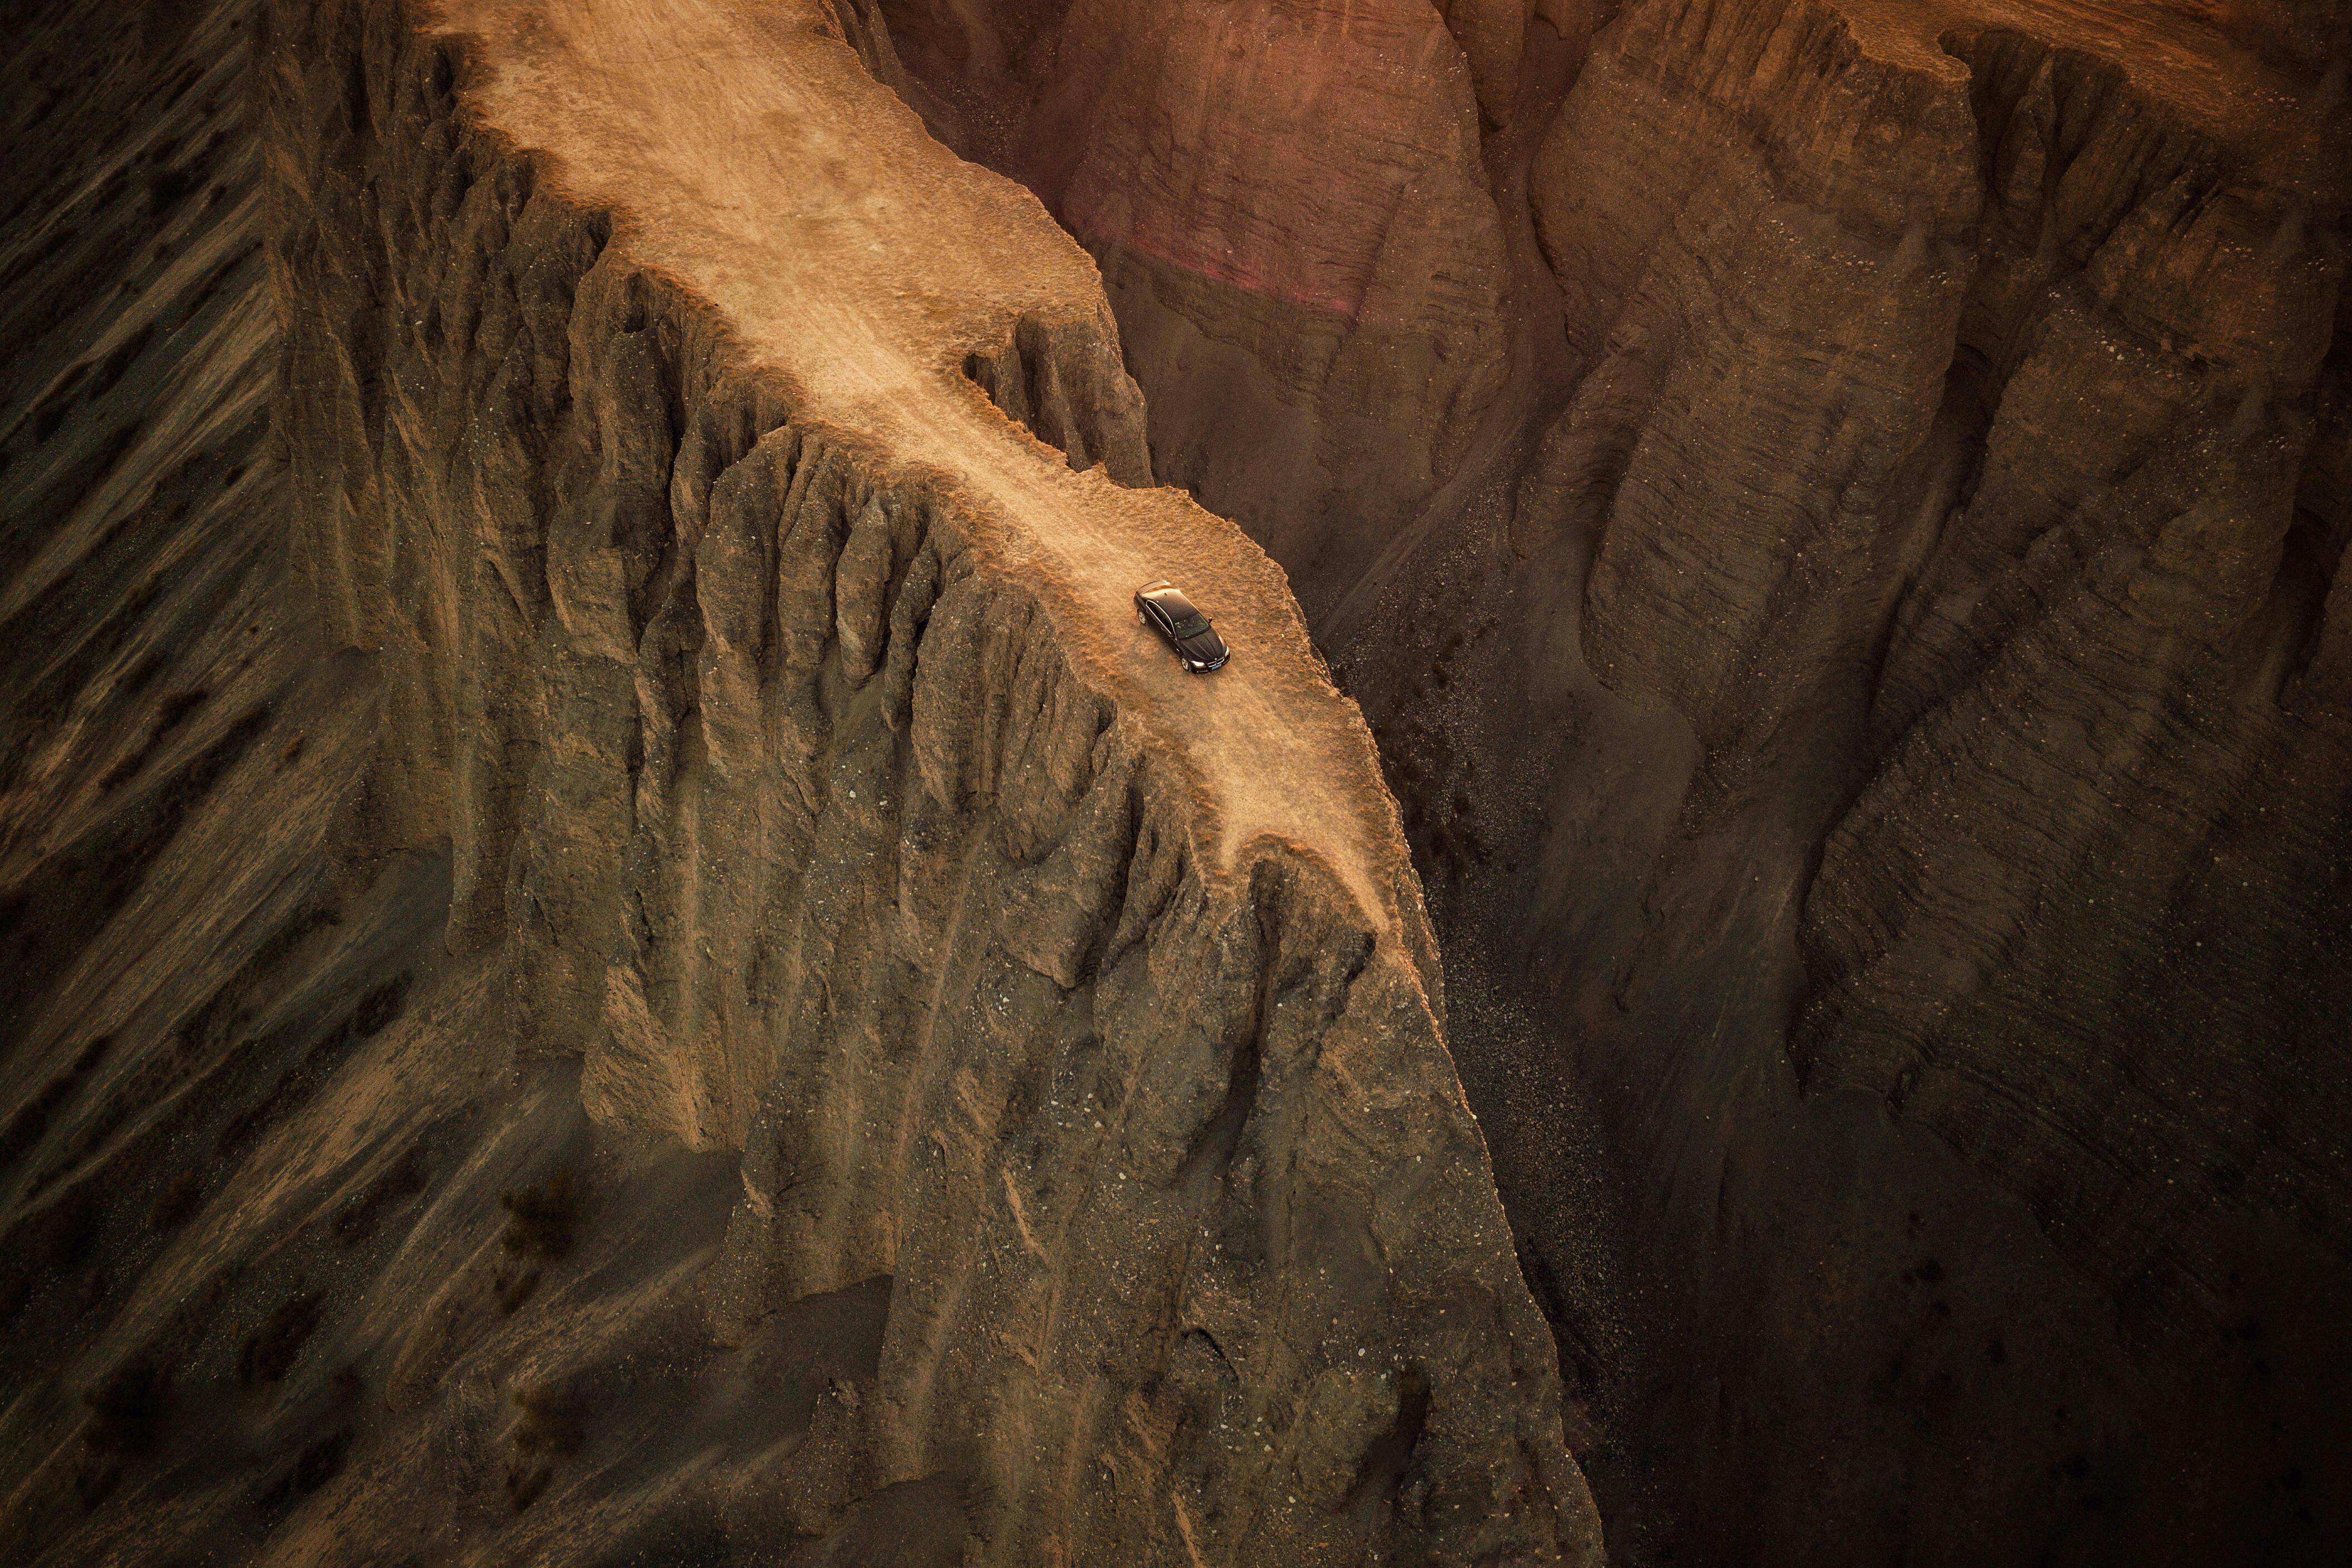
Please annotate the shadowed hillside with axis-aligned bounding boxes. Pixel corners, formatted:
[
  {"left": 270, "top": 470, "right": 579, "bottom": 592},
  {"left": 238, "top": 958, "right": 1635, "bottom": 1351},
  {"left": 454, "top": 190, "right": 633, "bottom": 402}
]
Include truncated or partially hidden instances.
[{"left": 0, "top": 0, "right": 1600, "bottom": 1562}]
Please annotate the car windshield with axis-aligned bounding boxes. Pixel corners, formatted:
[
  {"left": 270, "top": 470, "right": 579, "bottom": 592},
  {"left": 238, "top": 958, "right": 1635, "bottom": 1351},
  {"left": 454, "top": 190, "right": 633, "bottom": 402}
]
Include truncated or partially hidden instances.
[{"left": 1172, "top": 613, "right": 1212, "bottom": 638}]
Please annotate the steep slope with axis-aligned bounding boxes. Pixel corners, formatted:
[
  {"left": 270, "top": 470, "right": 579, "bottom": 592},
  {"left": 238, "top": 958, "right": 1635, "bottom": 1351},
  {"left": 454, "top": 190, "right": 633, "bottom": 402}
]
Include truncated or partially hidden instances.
[
  {"left": 1455, "top": 5, "right": 2351, "bottom": 1560},
  {"left": 876, "top": 0, "right": 2352, "bottom": 1562},
  {"left": 0, "top": 0, "right": 1601, "bottom": 1563},
  {"left": 881, "top": 0, "right": 1521, "bottom": 616}
]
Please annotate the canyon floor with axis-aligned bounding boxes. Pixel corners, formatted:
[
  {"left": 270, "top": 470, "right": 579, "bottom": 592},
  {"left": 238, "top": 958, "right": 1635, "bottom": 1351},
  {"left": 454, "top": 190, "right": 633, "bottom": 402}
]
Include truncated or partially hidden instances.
[{"left": 3, "top": 0, "right": 2348, "bottom": 1564}]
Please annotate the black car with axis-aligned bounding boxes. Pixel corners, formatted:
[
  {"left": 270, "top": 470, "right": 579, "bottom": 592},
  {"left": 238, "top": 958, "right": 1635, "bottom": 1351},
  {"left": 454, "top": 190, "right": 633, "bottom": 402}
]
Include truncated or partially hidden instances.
[{"left": 1134, "top": 579, "right": 1229, "bottom": 672}]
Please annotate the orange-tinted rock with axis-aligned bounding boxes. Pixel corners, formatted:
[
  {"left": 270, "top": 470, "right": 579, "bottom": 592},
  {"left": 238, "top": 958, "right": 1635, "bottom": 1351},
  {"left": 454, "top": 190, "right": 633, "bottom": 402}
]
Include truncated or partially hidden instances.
[{"left": 0, "top": 0, "right": 1600, "bottom": 1562}]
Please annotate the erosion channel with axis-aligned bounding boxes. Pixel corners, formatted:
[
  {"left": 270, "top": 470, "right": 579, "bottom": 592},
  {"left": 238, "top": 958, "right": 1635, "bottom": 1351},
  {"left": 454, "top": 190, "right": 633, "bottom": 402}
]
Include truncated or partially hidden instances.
[
  {"left": 872, "top": 0, "right": 2352, "bottom": 1563},
  {"left": 1, "top": 0, "right": 2347, "bottom": 1565}
]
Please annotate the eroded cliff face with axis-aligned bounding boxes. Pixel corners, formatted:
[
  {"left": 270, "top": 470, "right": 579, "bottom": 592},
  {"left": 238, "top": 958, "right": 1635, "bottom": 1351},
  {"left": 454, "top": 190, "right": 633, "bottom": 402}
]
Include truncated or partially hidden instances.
[
  {"left": 879, "top": 0, "right": 2351, "bottom": 1562},
  {"left": 0, "top": 0, "right": 1602, "bottom": 1562},
  {"left": 1794, "top": 22, "right": 2351, "bottom": 1339},
  {"left": 9, "top": 0, "right": 2348, "bottom": 1561},
  {"left": 1481, "top": 12, "right": 2350, "bottom": 1554},
  {"left": 881, "top": 0, "right": 1522, "bottom": 613},
  {"left": 1524, "top": 0, "right": 2350, "bottom": 1316}
]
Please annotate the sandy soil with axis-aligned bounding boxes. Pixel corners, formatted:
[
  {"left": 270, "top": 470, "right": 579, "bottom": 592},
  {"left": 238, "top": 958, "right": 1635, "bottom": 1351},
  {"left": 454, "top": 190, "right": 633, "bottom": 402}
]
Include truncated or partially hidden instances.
[{"left": 427, "top": 0, "right": 1421, "bottom": 930}]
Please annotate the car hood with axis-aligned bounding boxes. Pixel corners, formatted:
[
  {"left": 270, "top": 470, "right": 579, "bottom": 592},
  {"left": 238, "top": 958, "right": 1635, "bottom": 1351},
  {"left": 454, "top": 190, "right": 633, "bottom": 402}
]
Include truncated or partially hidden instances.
[{"left": 1176, "top": 629, "right": 1228, "bottom": 666}]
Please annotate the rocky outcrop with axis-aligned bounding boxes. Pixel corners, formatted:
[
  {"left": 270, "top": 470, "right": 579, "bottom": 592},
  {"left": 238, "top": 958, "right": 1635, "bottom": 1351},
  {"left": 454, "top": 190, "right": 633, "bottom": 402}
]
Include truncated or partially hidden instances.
[
  {"left": 1516, "top": 0, "right": 2352, "bottom": 1354},
  {"left": 890, "top": 0, "right": 2352, "bottom": 1560},
  {"left": 1795, "top": 23, "right": 2351, "bottom": 1346},
  {"left": 1432, "top": 0, "right": 2350, "bottom": 1560},
  {"left": 1523, "top": 0, "right": 1983, "bottom": 758},
  {"left": 884, "top": 0, "right": 1520, "bottom": 612},
  {"left": 0, "top": 0, "right": 1602, "bottom": 1562},
  {"left": 11, "top": 0, "right": 2346, "bottom": 1561}
]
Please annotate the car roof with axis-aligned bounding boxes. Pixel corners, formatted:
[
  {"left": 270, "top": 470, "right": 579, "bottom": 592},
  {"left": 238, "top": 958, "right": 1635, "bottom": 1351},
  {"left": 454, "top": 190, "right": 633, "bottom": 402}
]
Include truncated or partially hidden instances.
[{"left": 1139, "top": 582, "right": 1202, "bottom": 618}]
